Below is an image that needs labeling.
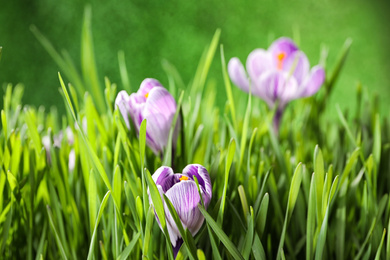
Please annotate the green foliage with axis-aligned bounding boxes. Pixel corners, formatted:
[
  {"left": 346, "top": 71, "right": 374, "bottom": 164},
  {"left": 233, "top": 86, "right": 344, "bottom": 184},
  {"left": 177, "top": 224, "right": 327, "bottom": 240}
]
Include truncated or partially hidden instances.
[{"left": 1, "top": 10, "right": 390, "bottom": 260}]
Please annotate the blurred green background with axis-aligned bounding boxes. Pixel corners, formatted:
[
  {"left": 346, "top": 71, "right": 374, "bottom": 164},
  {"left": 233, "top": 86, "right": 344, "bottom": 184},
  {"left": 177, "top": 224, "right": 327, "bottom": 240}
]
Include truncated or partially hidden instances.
[{"left": 1, "top": 0, "right": 389, "bottom": 116}]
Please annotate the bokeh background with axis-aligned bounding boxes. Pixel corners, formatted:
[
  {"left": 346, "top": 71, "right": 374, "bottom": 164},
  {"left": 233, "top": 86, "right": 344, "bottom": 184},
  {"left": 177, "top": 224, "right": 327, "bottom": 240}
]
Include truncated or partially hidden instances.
[{"left": 1, "top": 0, "right": 389, "bottom": 116}]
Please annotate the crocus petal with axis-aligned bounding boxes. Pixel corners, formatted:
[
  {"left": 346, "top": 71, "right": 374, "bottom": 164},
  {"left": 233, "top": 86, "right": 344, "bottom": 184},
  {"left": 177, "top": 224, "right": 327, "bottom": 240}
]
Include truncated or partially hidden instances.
[
  {"left": 128, "top": 93, "right": 146, "bottom": 132},
  {"left": 138, "top": 78, "right": 163, "bottom": 97},
  {"left": 182, "top": 164, "right": 212, "bottom": 207},
  {"left": 246, "top": 49, "right": 272, "bottom": 82},
  {"left": 300, "top": 65, "right": 325, "bottom": 97},
  {"left": 164, "top": 180, "right": 205, "bottom": 237},
  {"left": 143, "top": 87, "right": 177, "bottom": 118},
  {"left": 143, "top": 87, "right": 178, "bottom": 154},
  {"left": 257, "top": 70, "right": 298, "bottom": 107},
  {"left": 228, "top": 57, "right": 250, "bottom": 92},
  {"left": 282, "top": 51, "right": 310, "bottom": 85},
  {"left": 115, "top": 90, "right": 131, "bottom": 129},
  {"left": 152, "top": 166, "right": 181, "bottom": 193},
  {"left": 268, "top": 37, "right": 299, "bottom": 62},
  {"left": 68, "top": 149, "right": 76, "bottom": 172}
]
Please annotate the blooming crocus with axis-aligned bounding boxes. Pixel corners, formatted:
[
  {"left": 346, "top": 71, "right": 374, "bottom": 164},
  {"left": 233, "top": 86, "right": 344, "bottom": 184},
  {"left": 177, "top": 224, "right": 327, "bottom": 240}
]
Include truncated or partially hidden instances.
[
  {"left": 115, "top": 78, "right": 179, "bottom": 155},
  {"left": 149, "top": 164, "right": 212, "bottom": 257},
  {"left": 228, "top": 37, "right": 325, "bottom": 132}
]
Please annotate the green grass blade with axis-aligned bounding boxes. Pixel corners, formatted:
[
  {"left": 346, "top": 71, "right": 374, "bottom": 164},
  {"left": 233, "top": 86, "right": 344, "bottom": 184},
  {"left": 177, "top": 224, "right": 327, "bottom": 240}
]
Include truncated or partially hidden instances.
[
  {"left": 354, "top": 218, "right": 376, "bottom": 260},
  {"left": 336, "top": 104, "right": 357, "bottom": 146},
  {"left": 117, "top": 51, "right": 131, "bottom": 91},
  {"left": 218, "top": 138, "right": 236, "bottom": 225},
  {"left": 220, "top": 44, "right": 237, "bottom": 128},
  {"left": 241, "top": 207, "right": 255, "bottom": 259},
  {"left": 374, "top": 229, "right": 386, "bottom": 260},
  {"left": 314, "top": 146, "right": 324, "bottom": 222},
  {"left": 252, "top": 233, "right": 266, "bottom": 260},
  {"left": 1, "top": 202, "right": 13, "bottom": 256},
  {"left": 386, "top": 213, "right": 390, "bottom": 260},
  {"left": 239, "top": 91, "right": 252, "bottom": 171},
  {"left": 87, "top": 190, "right": 111, "bottom": 260},
  {"left": 81, "top": 5, "right": 105, "bottom": 113},
  {"left": 59, "top": 72, "right": 112, "bottom": 190},
  {"left": 256, "top": 193, "right": 269, "bottom": 237},
  {"left": 340, "top": 147, "right": 361, "bottom": 186},
  {"left": 117, "top": 232, "right": 141, "bottom": 260},
  {"left": 163, "top": 90, "right": 184, "bottom": 166},
  {"left": 277, "top": 163, "right": 302, "bottom": 260},
  {"left": 238, "top": 185, "right": 249, "bottom": 219},
  {"left": 88, "top": 169, "right": 97, "bottom": 236},
  {"left": 46, "top": 205, "right": 68, "bottom": 260},
  {"left": 306, "top": 173, "right": 316, "bottom": 260},
  {"left": 198, "top": 205, "right": 244, "bottom": 260},
  {"left": 143, "top": 207, "right": 155, "bottom": 256},
  {"left": 113, "top": 165, "right": 122, "bottom": 213},
  {"left": 144, "top": 168, "right": 174, "bottom": 260},
  {"left": 327, "top": 38, "right": 352, "bottom": 92}
]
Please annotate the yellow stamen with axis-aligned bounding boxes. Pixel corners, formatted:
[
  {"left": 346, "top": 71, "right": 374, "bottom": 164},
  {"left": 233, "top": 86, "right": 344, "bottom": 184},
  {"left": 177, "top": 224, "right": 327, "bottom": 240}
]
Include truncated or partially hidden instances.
[
  {"left": 179, "top": 176, "right": 189, "bottom": 181},
  {"left": 145, "top": 92, "right": 149, "bottom": 98},
  {"left": 276, "top": 52, "right": 286, "bottom": 70}
]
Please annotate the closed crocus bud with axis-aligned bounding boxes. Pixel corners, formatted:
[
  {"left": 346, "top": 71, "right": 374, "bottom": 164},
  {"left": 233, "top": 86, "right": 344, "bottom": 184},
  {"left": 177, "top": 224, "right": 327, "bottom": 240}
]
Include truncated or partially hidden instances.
[
  {"left": 149, "top": 164, "right": 212, "bottom": 258},
  {"left": 115, "top": 78, "right": 180, "bottom": 155},
  {"left": 228, "top": 37, "right": 325, "bottom": 132}
]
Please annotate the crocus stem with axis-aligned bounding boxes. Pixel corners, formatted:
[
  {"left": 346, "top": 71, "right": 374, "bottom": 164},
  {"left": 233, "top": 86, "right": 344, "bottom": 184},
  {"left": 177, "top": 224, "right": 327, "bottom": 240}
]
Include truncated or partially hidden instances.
[
  {"left": 273, "top": 107, "right": 284, "bottom": 136},
  {"left": 173, "top": 238, "right": 183, "bottom": 258}
]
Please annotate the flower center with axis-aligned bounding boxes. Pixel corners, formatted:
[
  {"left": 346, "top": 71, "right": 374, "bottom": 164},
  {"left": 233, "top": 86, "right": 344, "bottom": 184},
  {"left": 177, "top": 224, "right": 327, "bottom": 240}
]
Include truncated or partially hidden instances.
[
  {"left": 276, "top": 52, "right": 286, "bottom": 70},
  {"left": 144, "top": 92, "right": 149, "bottom": 98},
  {"left": 179, "top": 176, "right": 189, "bottom": 181}
]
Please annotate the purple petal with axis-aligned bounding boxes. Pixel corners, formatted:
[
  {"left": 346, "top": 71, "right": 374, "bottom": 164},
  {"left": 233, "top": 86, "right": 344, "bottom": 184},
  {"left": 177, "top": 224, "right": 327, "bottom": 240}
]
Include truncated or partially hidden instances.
[
  {"left": 138, "top": 78, "right": 163, "bottom": 97},
  {"left": 152, "top": 166, "right": 177, "bottom": 193},
  {"left": 300, "top": 65, "right": 325, "bottom": 97},
  {"left": 282, "top": 51, "right": 310, "bottom": 85},
  {"left": 257, "top": 70, "right": 298, "bottom": 107},
  {"left": 164, "top": 180, "right": 205, "bottom": 237},
  {"left": 143, "top": 87, "right": 178, "bottom": 154},
  {"left": 228, "top": 57, "right": 250, "bottom": 92},
  {"left": 144, "top": 87, "right": 177, "bottom": 118},
  {"left": 182, "top": 164, "right": 212, "bottom": 207},
  {"left": 268, "top": 37, "right": 299, "bottom": 62},
  {"left": 115, "top": 90, "right": 131, "bottom": 129},
  {"left": 128, "top": 93, "right": 146, "bottom": 131},
  {"left": 173, "top": 238, "right": 183, "bottom": 258},
  {"left": 246, "top": 49, "right": 272, "bottom": 82}
]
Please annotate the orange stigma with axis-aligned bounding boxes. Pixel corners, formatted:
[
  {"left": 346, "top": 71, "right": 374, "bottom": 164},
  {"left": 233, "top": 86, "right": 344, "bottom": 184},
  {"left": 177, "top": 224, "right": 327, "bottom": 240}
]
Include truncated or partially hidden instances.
[
  {"left": 144, "top": 92, "right": 149, "bottom": 98},
  {"left": 179, "top": 176, "right": 189, "bottom": 181},
  {"left": 276, "top": 52, "right": 286, "bottom": 70}
]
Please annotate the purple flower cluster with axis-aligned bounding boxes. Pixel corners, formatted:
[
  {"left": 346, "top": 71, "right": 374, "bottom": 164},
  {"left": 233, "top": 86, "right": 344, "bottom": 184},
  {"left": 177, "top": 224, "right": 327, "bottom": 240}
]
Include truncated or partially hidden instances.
[
  {"left": 228, "top": 37, "right": 325, "bottom": 131},
  {"left": 115, "top": 78, "right": 180, "bottom": 155},
  {"left": 114, "top": 37, "right": 325, "bottom": 257}
]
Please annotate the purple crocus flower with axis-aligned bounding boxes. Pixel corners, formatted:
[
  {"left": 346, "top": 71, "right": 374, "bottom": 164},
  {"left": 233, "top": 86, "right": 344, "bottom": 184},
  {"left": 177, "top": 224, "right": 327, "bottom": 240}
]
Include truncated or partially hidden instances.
[
  {"left": 115, "top": 78, "right": 180, "bottom": 155},
  {"left": 149, "top": 164, "right": 212, "bottom": 258},
  {"left": 228, "top": 37, "right": 325, "bottom": 132}
]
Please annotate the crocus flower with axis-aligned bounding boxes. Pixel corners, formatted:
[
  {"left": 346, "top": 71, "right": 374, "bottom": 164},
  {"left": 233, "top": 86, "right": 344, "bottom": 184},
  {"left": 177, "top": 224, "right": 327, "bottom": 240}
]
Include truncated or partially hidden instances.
[
  {"left": 115, "top": 78, "right": 180, "bottom": 155},
  {"left": 228, "top": 37, "right": 325, "bottom": 132},
  {"left": 149, "top": 164, "right": 212, "bottom": 257}
]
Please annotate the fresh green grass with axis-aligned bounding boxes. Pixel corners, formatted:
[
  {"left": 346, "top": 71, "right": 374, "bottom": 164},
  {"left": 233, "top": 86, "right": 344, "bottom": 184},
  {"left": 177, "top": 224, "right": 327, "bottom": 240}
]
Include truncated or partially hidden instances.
[{"left": 1, "top": 7, "right": 390, "bottom": 260}]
